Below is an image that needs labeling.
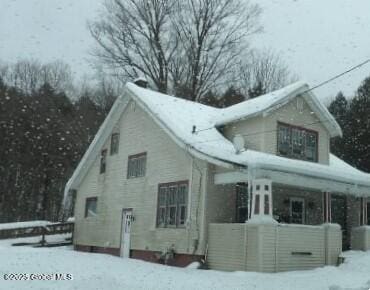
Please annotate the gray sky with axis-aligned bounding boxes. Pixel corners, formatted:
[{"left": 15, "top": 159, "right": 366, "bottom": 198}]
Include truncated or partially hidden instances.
[{"left": 1, "top": 0, "right": 370, "bottom": 101}]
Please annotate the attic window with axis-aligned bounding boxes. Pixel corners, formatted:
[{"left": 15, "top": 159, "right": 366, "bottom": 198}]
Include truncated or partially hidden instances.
[
  {"left": 110, "top": 133, "right": 119, "bottom": 155},
  {"left": 100, "top": 150, "right": 107, "bottom": 174}
]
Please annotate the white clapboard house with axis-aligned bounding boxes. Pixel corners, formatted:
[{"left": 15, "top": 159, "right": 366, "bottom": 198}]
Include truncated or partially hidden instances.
[{"left": 63, "top": 80, "right": 370, "bottom": 272}]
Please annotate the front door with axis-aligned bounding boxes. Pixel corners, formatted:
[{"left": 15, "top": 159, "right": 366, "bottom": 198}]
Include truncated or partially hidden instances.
[
  {"left": 331, "top": 194, "right": 348, "bottom": 250},
  {"left": 121, "top": 209, "right": 133, "bottom": 258}
]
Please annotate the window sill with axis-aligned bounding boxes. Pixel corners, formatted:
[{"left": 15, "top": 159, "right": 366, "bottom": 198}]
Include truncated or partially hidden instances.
[
  {"left": 127, "top": 176, "right": 145, "bottom": 179},
  {"left": 155, "top": 226, "right": 186, "bottom": 230}
]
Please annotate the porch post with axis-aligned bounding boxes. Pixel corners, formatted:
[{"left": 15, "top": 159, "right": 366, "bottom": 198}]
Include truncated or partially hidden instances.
[
  {"left": 323, "top": 192, "right": 331, "bottom": 223},
  {"left": 250, "top": 179, "right": 273, "bottom": 218}
]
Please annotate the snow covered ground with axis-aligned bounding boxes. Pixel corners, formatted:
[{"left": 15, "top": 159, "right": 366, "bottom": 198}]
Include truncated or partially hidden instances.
[{"left": 0, "top": 237, "right": 370, "bottom": 290}]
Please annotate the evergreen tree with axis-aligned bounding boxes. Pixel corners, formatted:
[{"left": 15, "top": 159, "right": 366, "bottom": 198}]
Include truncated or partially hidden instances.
[
  {"left": 218, "top": 86, "right": 246, "bottom": 108},
  {"left": 346, "top": 77, "right": 370, "bottom": 172},
  {"left": 199, "top": 90, "right": 220, "bottom": 108},
  {"left": 328, "top": 92, "right": 348, "bottom": 160},
  {"left": 247, "top": 81, "right": 266, "bottom": 99},
  {"left": 329, "top": 77, "right": 370, "bottom": 173}
]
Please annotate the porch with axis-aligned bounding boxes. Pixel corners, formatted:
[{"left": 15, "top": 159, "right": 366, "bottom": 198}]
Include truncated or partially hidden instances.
[
  {"left": 205, "top": 166, "right": 370, "bottom": 272},
  {"left": 206, "top": 222, "right": 341, "bottom": 272}
]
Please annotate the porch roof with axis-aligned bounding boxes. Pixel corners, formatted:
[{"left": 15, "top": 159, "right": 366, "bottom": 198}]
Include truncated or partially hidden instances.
[{"left": 215, "top": 151, "right": 370, "bottom": 196}]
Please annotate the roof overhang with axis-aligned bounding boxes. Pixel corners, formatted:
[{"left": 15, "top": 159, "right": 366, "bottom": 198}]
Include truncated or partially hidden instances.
[
  {"left": 215, "top": 167, "right": 370, "bottom": 196},
  {"left": 63, "top": 85, "right": 239, "bottom": 205},
  {"left": 216, "top": 84, "right": 342, "bottom": 138}
]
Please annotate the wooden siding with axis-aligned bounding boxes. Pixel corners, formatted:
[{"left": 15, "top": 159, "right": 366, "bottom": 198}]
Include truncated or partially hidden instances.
[
  {"left": 74, "top": 99, "right": 208, "bottom": 256},
  {"left": 207, "top": 222, "right": 342, "bottom": 272},
  {"left": 351, "top": 226, "right": 370, "bottom": 251},
  {"left": 223, "top": 96, "right": 331, "bottom": 165},
  {"left": 325, "top": 224, "right": 342, "bottom": 265},
  {"left": 263, "top": 96, "right": 330, "bottom": 165},
  {"left": 207, "top": 223, "right": 246, "bottom": 271},
  {"left": 223, "top": 116, "right": 264, "bottom": 151},
  {"left": 206, "top": 165, "right": 236, "bottom": 224},
  {"left": 276, "top": 225, "right": 325, "bottom": 271}
]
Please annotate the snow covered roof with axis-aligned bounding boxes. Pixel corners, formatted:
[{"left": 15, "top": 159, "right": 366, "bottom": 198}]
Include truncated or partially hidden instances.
[
  {"left": 64, "top": 81, "right": 369, "bottom": 203},
  {"left": 216, "top": 81, "right": 342, "bottom": 137},
  {"left": 126, "top": 83, "right": 369, "bottom": 188}
]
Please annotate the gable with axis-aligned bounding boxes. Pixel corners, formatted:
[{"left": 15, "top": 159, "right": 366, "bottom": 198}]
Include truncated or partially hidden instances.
[
  {"left": 64, "top": 81, "right": 367, "bottom": 207},
  {"left": 263, "top": 95, "right": 330, "bottom": 164},
  {"left": 216, "top": 84, "right": 342, "bottom": 138}
]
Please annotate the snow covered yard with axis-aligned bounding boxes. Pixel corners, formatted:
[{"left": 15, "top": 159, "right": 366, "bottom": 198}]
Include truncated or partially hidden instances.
[{"left": 0, "top": 239, "right": 369, "bottom": 290}]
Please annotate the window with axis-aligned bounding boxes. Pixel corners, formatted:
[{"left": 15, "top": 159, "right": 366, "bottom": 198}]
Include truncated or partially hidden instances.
[
  {"left": 277, "top": 123, "right": 318, "bottom": 162},
  {"left": 100, "top": 150, "right": 107, "bottom": 174},
  {"left": 85, "top": 197, "right": 97, "bottom": 217},
  {"left": 254, "top": 195, "right": 260, "bottom": 215},
  {"left": 264, "top": 194, "right": 270, "bottom": 215},
  {"left": 127, "top": 153, "right": 147, "bottom": 178},
  {"left": 110, "top": 133, "right": 119, "bottom": 155},
  {"left": 236, "top": 183, "right": 248, "bottom": 223},
  {"left": 290, "top": 198, "right": 305, "bottom": 224},
  {"left": 367, "top": 202, "right": 370, "bottom": 225},
  {"left": 156, "top": 181, "right": 188, "bottom": 228}
]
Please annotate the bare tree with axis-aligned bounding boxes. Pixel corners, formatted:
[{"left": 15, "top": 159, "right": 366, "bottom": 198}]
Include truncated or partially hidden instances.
[
  {"left": 89, "top": 0, "right": 178, "bottom": 93},
  {"left": 237, "top": 49, "right": 298, "bottom": 98},
  {"left": 90, "top": 71, "right": 123, "bottom": 114},
  {"left": 40, "top": 60, "right": 74, "bottom": 94},
  {"left": 89, "top": 0, "right": 262, "bottom": 100},
  {"left": 0, "top": 59, "right": 74, "bottom": 94},
  {"left": 172, "top": 0, "right": 262, "bottom": 101},
  {"left": 10, "top": 60, "right": 42, "bottom": 94}
]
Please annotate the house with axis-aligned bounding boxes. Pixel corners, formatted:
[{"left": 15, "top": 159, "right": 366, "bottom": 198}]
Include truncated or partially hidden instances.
[{"left": 63, "top": 80, "right": 370, "bottom": 272}]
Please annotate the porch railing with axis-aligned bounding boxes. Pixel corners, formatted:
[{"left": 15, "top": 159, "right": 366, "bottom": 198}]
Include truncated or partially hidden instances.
[{"left": 207, "top": 222, "right": 342, "bottom": 272}]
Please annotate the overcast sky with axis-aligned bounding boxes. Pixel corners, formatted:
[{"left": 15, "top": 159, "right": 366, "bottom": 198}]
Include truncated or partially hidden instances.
[{"left": 1, "top": 0, "right": 370, "bottom": 102}]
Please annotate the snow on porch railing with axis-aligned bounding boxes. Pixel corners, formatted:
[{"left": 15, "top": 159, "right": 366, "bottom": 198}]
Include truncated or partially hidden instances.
[{"left": 0, "top": 222, "right": 74, "bottom": 240}]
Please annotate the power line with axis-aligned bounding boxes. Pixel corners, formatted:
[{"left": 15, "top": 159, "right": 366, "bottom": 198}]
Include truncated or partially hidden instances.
[
  {"left": 300, "top": 57, "right": 370, "bottom": 94},
  {"left": 192, "top": 57, "right": 370, "bottom": 136},
  {"left": 189, "top": 119, "right": 333, "bottom": 146}
]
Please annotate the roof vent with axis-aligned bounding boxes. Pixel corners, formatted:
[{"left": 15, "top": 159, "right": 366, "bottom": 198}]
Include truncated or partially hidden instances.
[
  {"left": 133, "top": 77, "right": 148, "bottom": 88},
  {"left": 233, "top": 134, "right": 245, "bottom": 154}
]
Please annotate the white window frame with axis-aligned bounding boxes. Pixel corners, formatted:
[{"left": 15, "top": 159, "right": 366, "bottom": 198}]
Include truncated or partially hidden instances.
[
  {"left": 156, "top": 181, "right": 188, "bottom": 228},
  {"left": 110, "top": 133, "right": 120, "bottom": 155},
  {"left": 127, "top": 153, "right": 147, "bottom": 178},
  {"left": 85, "top": 197, "right": 98, "bottom": 218},
  {"left": 277, "top": 122, "right": 318, "bottom": 162}
]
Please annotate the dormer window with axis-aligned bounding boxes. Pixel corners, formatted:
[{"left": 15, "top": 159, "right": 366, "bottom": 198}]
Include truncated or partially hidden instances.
[{"left": 277, "top": 122, "right": 318, "bottom": 162}]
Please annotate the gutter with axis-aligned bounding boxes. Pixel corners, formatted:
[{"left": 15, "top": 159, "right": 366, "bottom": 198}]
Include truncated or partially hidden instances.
[{"left": 250, "top": 163, "right": 370, "bottom": 190}]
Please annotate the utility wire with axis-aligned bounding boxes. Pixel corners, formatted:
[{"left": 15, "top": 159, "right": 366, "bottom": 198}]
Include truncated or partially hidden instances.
[
  {"left": 190, "top": 119, "right": 332, "bottom": 146},
  {"left": 191, "top": 57, "right": 370, "bottom": 137}
]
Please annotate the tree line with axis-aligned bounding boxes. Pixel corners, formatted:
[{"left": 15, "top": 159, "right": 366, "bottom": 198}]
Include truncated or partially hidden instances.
[
  {"left": 0, "top": 60, "right": 118, "bottom": 222},
  {"left": 328, "top": 76, "right": 370, "bottom": 173},
  {"left": 1, "top": 0, "right": 368, "bottom": 224}
]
